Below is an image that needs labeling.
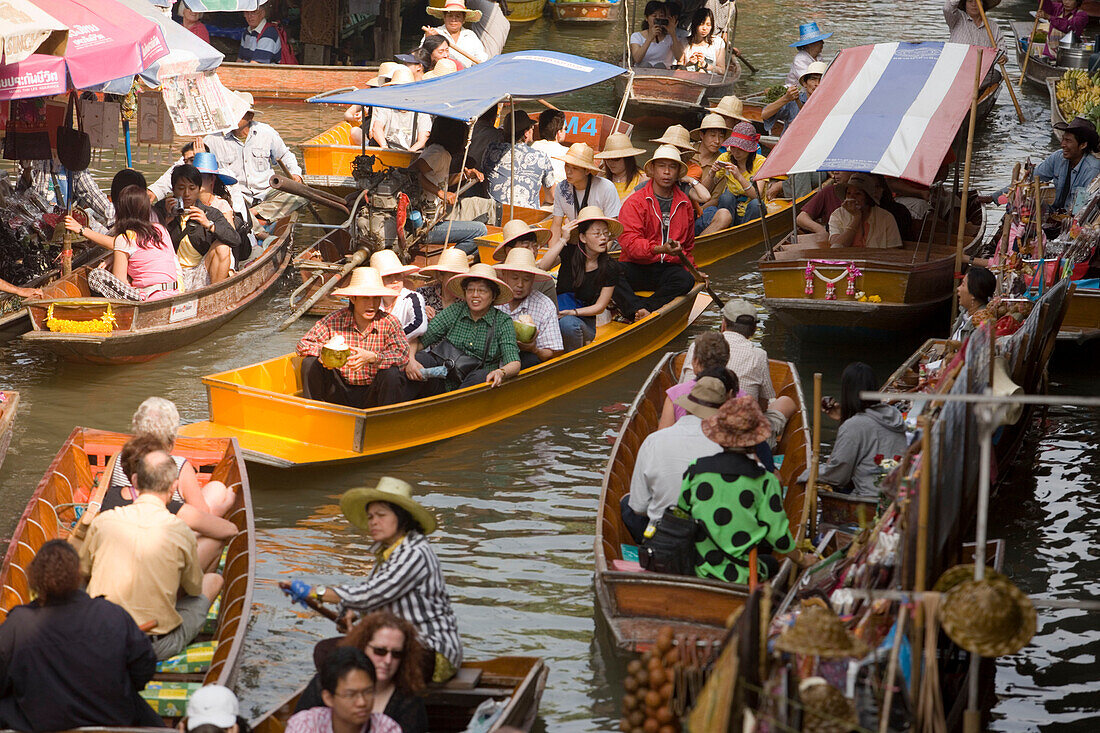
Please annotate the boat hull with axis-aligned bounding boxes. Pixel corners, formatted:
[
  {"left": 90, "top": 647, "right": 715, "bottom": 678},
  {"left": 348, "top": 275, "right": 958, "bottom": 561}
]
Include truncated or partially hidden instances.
[
  {"left": 550, "top": 0, "right": 621, "bottom": 22},
  {"left": 0, "top": 246, "right": 111, "bottom": 343},
  {"left": 215, "top": 62, "right": 379, "bottom": 102},
  {"left": 0, "top": 391, "right": 18, "bottom": 473},
  {"left": 1013, "top": 20, "right": 1067, "bottom": 88},
  {"left": 1051, "top": 286, "right": 1100, "bottom": 342},
  {"left": 616, "top": 67, "right": 741, "bottom": 125},
  {"left": 506, "top": 0, "right": 547, "bottom": 22}
]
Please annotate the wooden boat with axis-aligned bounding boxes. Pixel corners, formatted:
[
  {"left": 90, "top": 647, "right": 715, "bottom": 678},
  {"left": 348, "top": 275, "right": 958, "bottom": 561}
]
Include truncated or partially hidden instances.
[
  {"left": 593, "top": 351, "right": 815, "bottom": 653},
  {"left": 0, "top": 391, "right": 18, "bottom": 473},
  {"left": 550, "top": 0, "right": 622, "bottom": 23},
  {"left": 1051, "top": 285, "right": 1100, "bottom": 341},
  {"left": 20, "top": 216, "right": 295, "bottom": 365},
  {"left": 251, "top": 657, "right": 548, "bottom": 733},
  {"left": 215, "top": 62, "right": 380, "bottom": 102},
  {"left": 0, "top": 427, "right": 255, "bottom": 716},
  {"left": 615, "top": 66, "right": 741, "bottom": 125},
  {"left": 1013, "top": 20, "right": 1067, "bottom": 88},
  {"left": 179, "top": 286, "right": 711, "bottom": 466},
  {"left": 505, "top": 0, "right": 547, "bottom": 22},
  {"left": 0, "top": 245, "right": 109, "bottom": 343},
  {"left": 759, "top": 204, "right": 986, "bottom": 331}
]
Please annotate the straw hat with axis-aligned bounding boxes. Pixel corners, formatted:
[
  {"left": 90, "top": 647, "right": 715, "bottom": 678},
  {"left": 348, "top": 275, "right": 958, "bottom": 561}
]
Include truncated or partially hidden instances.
[
  {"left": 774, "top": 602, "right": 870, "bottom": 658},
  {"left": 423, "top": 58, "right": 458, "bottom": 79},
  {"left": 933, "top": 564, "right": 1008, "bottom": 593},
  {"left": 789, "top": 20, "right": 833, "bottom": 48},
  {"left": 566, "top": 205, "right": 623, "bottom": 244},
  {"left": 446, "top": 262, "right": 514, "bottom": 304},
  {"left": 330, "top": 267, "right": 399, "bottom": 299},
  {"left": 706, "top": 95, "right": 751, "bottom": 122},
  {"left": 650, "top": 124, "right": 696, "bottom": 152},
  {"left": 675, "top": 376, "right": 728, "bottom": 419},
  {"left": 723, "top": 121, "right": 761, "bottom": 153},
  {"left": 798, "top": 678, "right": 858, "bottom": 733},
  {"left": 939, "top": 576, "right": 1036, "bottom": 657},
  {"left": 690, "top": 113, "right": 733, "bottom": 141},
  {"left": 800, "top": 60, "right": 829, "bottom": 84},
  {"left": 340, "top": 478, "right": 437, "bottom": 535},
  {"left": 701, "top": 395, "right": 773, "bottom": 449},
  {"left": 493, "top": 219, "right": 552, "bottom": 261},
  {"left": 594, "top": 132, "right": 645, "bottom": 160},
  {"left": 419, "top": 247, "right": 470, "bottom": 277},
  {"left": 494, "top": 247, "right": 552, "bottom": 281},
  {"left": 384, "top": 65, "right": 416, "bottom": 86},
  {"left": 369, "top": 249, "right": 420, "bottom": 280},
  {"left": 555, "top": 142, "right": 601, "bottom": 173},
  {"left": 426, "top": 0, "right": 482, "bottom": 22},
  {"left": 643, "top": 144, "right": 687, "bottom": 178}
]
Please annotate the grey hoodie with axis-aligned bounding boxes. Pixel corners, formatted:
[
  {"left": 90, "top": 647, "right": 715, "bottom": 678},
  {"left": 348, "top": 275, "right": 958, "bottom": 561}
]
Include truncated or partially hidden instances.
[{"left": 817, "top": 404, "right": 908, "bottom": 497}]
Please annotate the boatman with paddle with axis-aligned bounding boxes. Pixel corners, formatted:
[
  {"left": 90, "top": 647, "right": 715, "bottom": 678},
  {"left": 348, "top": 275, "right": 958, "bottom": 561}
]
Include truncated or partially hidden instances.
[{"left": 421, "top": 0, "right": 489, "bottom": 68}]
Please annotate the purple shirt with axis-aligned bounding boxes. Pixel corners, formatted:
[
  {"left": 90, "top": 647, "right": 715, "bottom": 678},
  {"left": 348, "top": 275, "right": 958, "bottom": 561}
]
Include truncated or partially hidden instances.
[{"left": 285, "top": 707, "right": 401, "bottom": 733}]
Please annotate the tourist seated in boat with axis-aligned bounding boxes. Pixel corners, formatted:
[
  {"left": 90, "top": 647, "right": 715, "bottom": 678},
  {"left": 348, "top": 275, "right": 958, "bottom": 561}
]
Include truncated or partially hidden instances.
[
  {"left": 296, "top": 267, "right": 414, "bottom": 409},
  {"left": 496, "top": 219, "right": 557, "bottom": 304},
  {"left": 484, "top": 110, "right": 555, "bottom": 210},
  {"left": 494, "top": 248, "right": 564, "bottom": 368},
  {"left": 179, "top": 684, "right": 247, "bottom": 733},
  {"left": 370, "top": 68, "right": 432, "bottom": 153},
  {"left": 786, "top": 21, "right": 831, "bottom": 86},
  {"left": 0, "top": 539, "right": 163, "bottom": 731},
  {"left": 828, "top": 174, "right": 903, "bottom": 248},
  {"left": 595, "top": 133, "right": 649, "bottom": 202},
  {"left": 293, "top": 612, "right": 429, "bottom": 733},
  {"left": 622, "top": 375, "right": 728, "bottom": 545},
  {"left": 417, "top": 247, "right": 470, "bottom": 317},
  {"left": 679, "top": 8, "right": 726, "bottom": 72},
  {"left": 59, "top": 167, "right": 152, "bottom": 252},
  {"left": 532, "top": 110, "right": 569, "bottom": 186},
  {"left": 80, "top": 448, "right": 224, "bottom": 660},
  {"left": 762, "top": 61, "right": 826, "bottom": 136},
  {"left": 860, "top": 173, "right": 913, "bottom": 240},
  {"left": 950, "top": 265, "right": 996, "bottom": 341},
  {"left": 238, "top": 2, "right": 281, "bottom": 64},
  {"left": 286, "top": 648, "right": 402, "bottom": 733},
  {"left": 192, "top": 151, "right": 257, "bottom": 264},
  {"left": 408, "top": 264, "right": 522, "bottom": 392},
  {"left": 684, "top": 113, "right": 734, "bottom": 236},
  {"left": 417, "top": 35, "right": 454, "bottom": 73},
  {"left": 344, "top": 62, "right": 399, "bottom": 146},
  {"left": 395, "top": 51, "right": 427, "bottom": 81},
  {"left": 540, "top": 206, "right": 622, "bottom": 351},
  {"left": 796, "top": 170, "right": 851, "bottom": 235},
  {"left": 370, "top": 250, "right": 428, "bottom": 341},
  {"left": 147, "top": 140, "right": 200, "bottom": 203},
  {"left": 154, "top": 164, "right": 239, "bottom": 288},
  {"left": 177, "top": 2, "right": 209, "bottom": 43},
  {"left": 943, "top": 0, "right": 1003, "bottom": 47},
  {"left": 701, "top": 122, "right": 769, "bottom": 226},
  {"left": 303, "top": 479, "right": 464, "bottom": 683},
  {"left": 817, "top": 362, "right": 907, "bottom": 497},
  {"left": 421, "top": 0, "right": 488, "bottom": 67},
  {"left": 630, "top": 1, "right": 683, "bottom": 68},
  {"left": 678, "top": 396, "right": 819, "bottom": 583},
  {"left": 661, "top": 331, "right": 731, "bottom": 421},
  {"left": 549, "top": 143, "right": 622, "bottom": 249},
  {"left": 616, "top": 145, "right": 697, "bottom": 320},
  {"left": 412, "top": 117, "right": 490, "bottom": 259},
  {"left": 1039, "top": 0, "right": 1087, "bottom": 58}
]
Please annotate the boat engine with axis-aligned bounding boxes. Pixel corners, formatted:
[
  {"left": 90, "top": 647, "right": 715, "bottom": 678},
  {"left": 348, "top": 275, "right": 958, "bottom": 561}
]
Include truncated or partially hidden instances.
[{"left": 351, "top": 155, "right": 426, "bottom": 263}]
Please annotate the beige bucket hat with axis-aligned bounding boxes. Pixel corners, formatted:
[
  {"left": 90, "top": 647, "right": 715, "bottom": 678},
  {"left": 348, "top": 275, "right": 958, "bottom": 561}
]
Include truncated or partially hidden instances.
[
  {"left": 707, "top": 94, "right": 751, "bottom": 122},
  {"left": 594, "top": 132, "right": 646, "bottom": 160},
  {"left": 691, "top": 112, "right": 733, "bottom": 140},
  {"left": 566, "top": 205, "right": 623, "bottom": 244},
  {"left": 330, "top": 267, "right": 400, "bottom": 299},
  {"left": 426, "top": 0, "right": 482, "bottom": 22},
  {"left": 369, "top": 249, "right": 420, "bottom": 279},
  {"left": 650, "top": 124, "right": 696, "bottom": 152},
  {"left": 493, "top": 220, "right": 552, "bottom": 262},
  {"left": 384, "top": 65, "right": 416, "bottom": 86},
  {"left": 446, "top": 262, "right": 514, "bottom": 304},
  {"left": 423, "top": 58, "right": 458, "bottom": 79},
  {"left": 419, "top": 247, "right": 470, "bottom": 277},
  {"left": 494, "top": 247, "right": 552, "bottom": 280},
  {"left": 555, "top": 142, "right": 602, "bottom": 173},
  {"left": 642, "top": 144, "right": 687, "bottom": 178},
  {"left": 341, "top": 478, "right": 437, "bottom": 535}
]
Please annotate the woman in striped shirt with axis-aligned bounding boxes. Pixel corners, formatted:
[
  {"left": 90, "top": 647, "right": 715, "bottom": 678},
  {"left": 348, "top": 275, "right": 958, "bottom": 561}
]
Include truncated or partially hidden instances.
[{"left": 307, "top": 478, "right": 463, "bottom": 683}]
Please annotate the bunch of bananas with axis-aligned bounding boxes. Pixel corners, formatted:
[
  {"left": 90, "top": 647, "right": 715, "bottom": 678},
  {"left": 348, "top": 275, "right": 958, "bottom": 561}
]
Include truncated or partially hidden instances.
[{"left": 1055, "top": 69, "right": 1100, "bottom": 125}]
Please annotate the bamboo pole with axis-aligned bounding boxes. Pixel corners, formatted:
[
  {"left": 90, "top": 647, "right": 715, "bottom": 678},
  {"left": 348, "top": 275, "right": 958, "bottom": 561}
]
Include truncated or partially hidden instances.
[
  {"left": 791, "top": 372, "right": 822, "bottom": 584},
  {"left": 1018, "top": 0, "right": 1044, "bottom": 89},
  {"left": 879, "top": 606, "right": 909, "bottom": 733},
  {"left": 951, "top": 48, "right": 983, "bottom": 325},
  {"left": 911, "top": 416, "right": 932, "bottom": 704},
  {"left": 964, "top": 403, "right": 997, "bottom": 733},
  {"left": 975, "top": 0, "right": 1024, "bottom": 122}
]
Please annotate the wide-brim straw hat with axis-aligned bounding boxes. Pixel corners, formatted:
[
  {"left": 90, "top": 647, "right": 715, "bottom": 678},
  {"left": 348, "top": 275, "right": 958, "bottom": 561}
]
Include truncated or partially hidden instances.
[
  {"left": 594, "top": 132, "right": 645, "bottom": 160},
  {"left": 566, "top": 204, "right": 623, "bottom": 244},
  {"left": 789, "top": 20, "right": 833, "bottom": 48},
  {"left": 643, "top": 144, "right": 687, "bottom": 178},
  {"left": 494, "top": 246, "right": 552, "bottom": 281},
  {"left": 419, "top": 247, "right": 471, "bottom": 277},
  {"left": 340, "top": 478, "right": 437, "bottom": 535},
  {"left": 933, "top": 564, "right": 1008, "bottom": 593},
  {"left": 384, "top": 65, "right": 416, "bottom": 86},
  {"left": 555, "top": 142, "right": 601, "bottom": 173},
  {"left": 775, "top": 603, "right": 870, "bottom": 658},
  {"left": 423, "top": 58, "right": 458, "bottom": 79},
  {"left": 800, "top": 60, "right": 829, "bottom": 83},
  {"left": 701, "top": 395, "right": 773, "bottom": 449},
  {"left": 494, "top": 220, "right": 552, "bottom": 261},
  {"left": 706, "top": 95, "right": 751, "bottom": 122},
  {"left": 675, "top": 376, "right": 728, "bottom": 419},
  {"left": 331, "top": 267, "right": 400, "bottom": 299},
  {"left": 427, "top": 0, "right": 483, "bottom": 23},
  {"left": 798, "top": 678, "right": 858, "bottom": 733},
  {"left": 446, "top": 263, "right": 514, "bottom": 304},
  {"left": 690, "top": 112, "right": 733, "bottom": 141},
  {"left": 650, "top": 124, "right": 696, "bottom": 152},
  {"left": 369, "top": 249, "right": 420, "bottom": 279},
  {"left": 939, "top": 576, "right": 1036, "bottom": 657}
]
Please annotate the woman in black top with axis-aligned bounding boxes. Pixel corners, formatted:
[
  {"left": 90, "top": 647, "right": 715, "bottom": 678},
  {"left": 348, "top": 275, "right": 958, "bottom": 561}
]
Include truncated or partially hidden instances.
[
  {"left": 540, "top": 205, "right": 623, "bottom": 351},
  {"left": 153, "top": 164, "right": 240, "bottom": 289}
]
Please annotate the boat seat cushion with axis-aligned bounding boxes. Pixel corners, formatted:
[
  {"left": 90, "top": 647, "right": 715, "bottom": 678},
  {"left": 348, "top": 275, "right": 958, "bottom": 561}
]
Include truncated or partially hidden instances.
[
  {"left": 156, "top": 639, "right": 218, "bottom": 674},
  {"left": 140, "top": 680, "right": 203, "bottom": 718}
]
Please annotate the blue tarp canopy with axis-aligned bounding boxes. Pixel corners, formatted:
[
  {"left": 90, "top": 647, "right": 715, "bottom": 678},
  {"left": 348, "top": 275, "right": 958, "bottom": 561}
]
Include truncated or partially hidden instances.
[{"left": 311, "top": 51, "right": 627, "bottom": 122}]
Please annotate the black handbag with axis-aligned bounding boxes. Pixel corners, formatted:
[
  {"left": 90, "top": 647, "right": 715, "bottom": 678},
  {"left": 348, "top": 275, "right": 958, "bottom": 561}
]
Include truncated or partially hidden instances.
[
  {"left": 424, "top": 320, "right": 496, "bottom": 384},
  {"left": 639, "top": 507, "right": 699, "bottom": 576},
  {"left": 56, "top": 92, "right": 91, "bottom": 172}
]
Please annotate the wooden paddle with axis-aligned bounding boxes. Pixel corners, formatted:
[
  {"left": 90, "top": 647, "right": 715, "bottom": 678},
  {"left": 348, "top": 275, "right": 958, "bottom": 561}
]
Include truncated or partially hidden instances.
[
  {"left": 1019, "top": 0, "right": 1044, "bottom": 89},
  {"left": 676, "top": 251, "right": 726, "bottom": 309},
  {"left": 279, "top": 581, "right": 340, "bottom": 622},
  {"left": 975, "top": 0, "right": 1025, "bottom": 123},
  {"left": 732, "top": 48, "right": 757, "bottom": 75}
]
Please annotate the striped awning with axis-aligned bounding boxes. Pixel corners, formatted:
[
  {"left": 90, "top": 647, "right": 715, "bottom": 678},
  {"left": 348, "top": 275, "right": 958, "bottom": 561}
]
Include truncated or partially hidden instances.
[{"left": 754, "top": 42, "right": 996, "bottom": 187}]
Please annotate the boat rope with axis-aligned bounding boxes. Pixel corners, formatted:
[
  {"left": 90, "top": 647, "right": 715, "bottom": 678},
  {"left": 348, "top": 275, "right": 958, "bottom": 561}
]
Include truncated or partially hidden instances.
[{"left": 804, "top": 260, "right": 862, "bottom": 299}]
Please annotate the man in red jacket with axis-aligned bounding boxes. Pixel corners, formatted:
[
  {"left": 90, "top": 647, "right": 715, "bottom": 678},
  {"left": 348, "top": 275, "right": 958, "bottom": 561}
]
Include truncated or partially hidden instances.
[{"left": 616, "top": 145, "right": 696, "bottom": 320}]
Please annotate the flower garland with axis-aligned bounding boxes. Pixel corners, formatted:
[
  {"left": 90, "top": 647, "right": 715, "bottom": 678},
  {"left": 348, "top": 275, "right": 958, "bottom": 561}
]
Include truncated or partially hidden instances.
[
  {"left": 803, "top": 260, "right": 863, "bottom": 300},
  {"left": 45, "top": 304, "right": 116, "bottom": 334}
]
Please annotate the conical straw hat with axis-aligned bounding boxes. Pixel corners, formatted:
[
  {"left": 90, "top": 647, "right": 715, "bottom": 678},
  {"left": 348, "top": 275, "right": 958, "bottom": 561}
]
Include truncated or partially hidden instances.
[
  {"left": 775, "top": 603, "right": 870, "bottom": 658},
  {"left": 594, "top": 132, "right": 646, "bottom": 160},
  {"left": 331, "top": 267, "right": 400, "bottom": 299},
  {"left": 939, "top": 576, "right": 1036, "bottom": 658}
]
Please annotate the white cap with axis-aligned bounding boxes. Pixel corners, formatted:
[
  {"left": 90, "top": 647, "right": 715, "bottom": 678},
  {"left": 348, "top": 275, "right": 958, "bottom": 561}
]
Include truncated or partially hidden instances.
[{"left": 187, "top": 685, "right": 238, "bottom": 730}]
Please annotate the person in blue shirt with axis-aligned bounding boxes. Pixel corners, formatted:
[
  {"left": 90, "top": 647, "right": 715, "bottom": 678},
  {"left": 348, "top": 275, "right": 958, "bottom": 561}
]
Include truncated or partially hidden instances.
[
  {"left": 760, "top": 60, "right": 826, "bottom": 136},
  {"left": 989, "top": 117, "right": 1100, "bottom": 212},
  {"left": 238, "top": 2, "right": 281, "bottom": 64}
]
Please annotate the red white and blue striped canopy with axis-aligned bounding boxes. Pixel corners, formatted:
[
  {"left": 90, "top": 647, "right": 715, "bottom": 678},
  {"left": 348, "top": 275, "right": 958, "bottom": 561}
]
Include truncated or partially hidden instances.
[{"left": 754, "top": 42, "right": 996, "bottom": 187}]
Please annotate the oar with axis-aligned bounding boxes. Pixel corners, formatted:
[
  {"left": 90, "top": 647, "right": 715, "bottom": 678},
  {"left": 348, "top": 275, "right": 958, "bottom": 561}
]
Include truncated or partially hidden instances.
[
  {"left": 677, "top": 251, "right": 725, "bottom": 308},
  {"left": 975, "top": 0, "right": 1025, "bottom": 123},
  {"left": 731, "top": 48, "right": 757, "bottom": 75},
  {"left": 279, "top": 581, "right": 340, "bottom": 621},
  {"left": 1019, "top": 0, "right": 1044, "bottom": 89}
]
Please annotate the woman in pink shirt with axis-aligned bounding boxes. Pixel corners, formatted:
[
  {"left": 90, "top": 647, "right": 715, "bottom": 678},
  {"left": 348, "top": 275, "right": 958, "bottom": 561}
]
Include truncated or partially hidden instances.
[
  {"left": 178, "top": 2, "right": 210, "bottom": 43},
  {"left": 83, "top": 186, "right": 179, "bottom": 301}
]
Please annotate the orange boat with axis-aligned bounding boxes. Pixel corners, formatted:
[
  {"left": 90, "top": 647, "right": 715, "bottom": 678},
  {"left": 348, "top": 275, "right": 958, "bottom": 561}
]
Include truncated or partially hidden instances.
[{"left": 216, "top": 62, "right": 380, "bottom": 102}]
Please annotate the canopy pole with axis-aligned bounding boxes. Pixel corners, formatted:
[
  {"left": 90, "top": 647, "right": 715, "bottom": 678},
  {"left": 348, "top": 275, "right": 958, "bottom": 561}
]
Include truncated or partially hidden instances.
[
  {"left": 951, "top": 48, "right": 982, "bottom": 325},
  {"left": 442, "top": 121, "right": 477, "bottom": 249},
  {"left": 614, "top": 72, "right": 633, "bottom": 131},
  {"left": 975, "top": 0, "right": 1024, "bottom": 123},
  {"left": 509, "top": 95, "right": 515, "bottom": 223},
  {"left": 964, "top": 398, "right": 996, "bottom": 733}
]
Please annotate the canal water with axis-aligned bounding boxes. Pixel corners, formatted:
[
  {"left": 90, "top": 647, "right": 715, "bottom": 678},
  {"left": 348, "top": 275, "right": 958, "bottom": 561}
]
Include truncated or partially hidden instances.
[{"left": 1, "top": 0, "right": 1098, "bottom": 729}]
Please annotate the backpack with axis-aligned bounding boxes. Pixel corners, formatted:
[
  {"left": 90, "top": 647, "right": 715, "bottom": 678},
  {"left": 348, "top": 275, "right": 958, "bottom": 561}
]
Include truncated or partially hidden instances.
[
  {"left": 273, "top": 22, "right": 298, "bottom": 65},
  {"left": 638, "top": 507, "right": 698, "bottom": 576}
]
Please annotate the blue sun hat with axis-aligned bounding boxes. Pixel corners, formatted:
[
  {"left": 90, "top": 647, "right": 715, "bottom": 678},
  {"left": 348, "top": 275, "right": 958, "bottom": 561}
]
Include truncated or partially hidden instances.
[
  {"left": 790, "top": 21, "right": 833, "bottom": 48},
  {"left": 191, "top": 151, "right": 237, "bottom": 186}
]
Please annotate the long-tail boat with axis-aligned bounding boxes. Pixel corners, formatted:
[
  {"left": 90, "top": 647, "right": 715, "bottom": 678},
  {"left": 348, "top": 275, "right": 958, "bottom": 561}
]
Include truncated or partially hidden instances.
[
  {"left": 251, "top": 657, "right": 548, "bottom": 733},
  {"left": 20, "top": 216, "right": 295, "bottom": 364},
  {"left": 0, "top": 428, "right": 254, "bottom": 720},
  {"left": 0, "top": 246, "right": 109, "bottom": 343},
  {"left": 179, "top": 286, "right": 711, "bottom": 466},
  {"left": 0, "top": 391, "right": 18, "bottom": 473},
  {"left": 593, "top": 351, "right": 815, "bottom": 653},
  {"left": 615, "top": 66, "right": 741, "bottom": 126}
]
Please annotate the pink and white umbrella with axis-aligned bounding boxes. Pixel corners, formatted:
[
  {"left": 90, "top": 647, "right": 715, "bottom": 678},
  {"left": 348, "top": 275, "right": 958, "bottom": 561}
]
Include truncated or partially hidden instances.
[{"left": 0, "top": 0, "right": 168, "bottom": 101}]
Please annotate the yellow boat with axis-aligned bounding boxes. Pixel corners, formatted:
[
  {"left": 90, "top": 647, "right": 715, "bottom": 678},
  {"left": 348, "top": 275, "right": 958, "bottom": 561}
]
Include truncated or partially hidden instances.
[
  {"left": 180, "top": 286, "right": 711, "bottom": 466},
  {"left": 301, "top": 121, "right": 418, "bottom": 191},
  {"left": 1043, "top": 285, "right": 1100, "bottom": 343},
  {"left": 505, "top": 0, "right": 548, "bottom": 22}
]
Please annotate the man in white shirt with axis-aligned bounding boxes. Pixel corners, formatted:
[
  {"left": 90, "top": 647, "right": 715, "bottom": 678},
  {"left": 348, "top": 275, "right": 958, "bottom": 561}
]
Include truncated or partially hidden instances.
[
  {"left": 785, "top": 21, "right": 832, "bottom": 86},
  {"left": 369, "top": 67, "right": 432, "bottom": 152},
  {"left": 531, "top": 111, "right": 569, "bottom": 187}
]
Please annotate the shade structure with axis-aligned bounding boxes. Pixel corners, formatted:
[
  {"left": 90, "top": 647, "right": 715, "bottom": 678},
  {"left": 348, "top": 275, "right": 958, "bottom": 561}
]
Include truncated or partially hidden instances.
[
  {"left": 753, "top": 42, "right": 997, "bottom": 187},
  {"left": 314, "top": 51, "right": 628, "bottom": 122},
  {"left": 0, "top": 0, "right": 168, "bottom": 100},
  {"left": 181, "top": 0, "right": 262, "bottom": 11},
  {"left": 0, "top": 0, "right": 68, "bottom": 64}
]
